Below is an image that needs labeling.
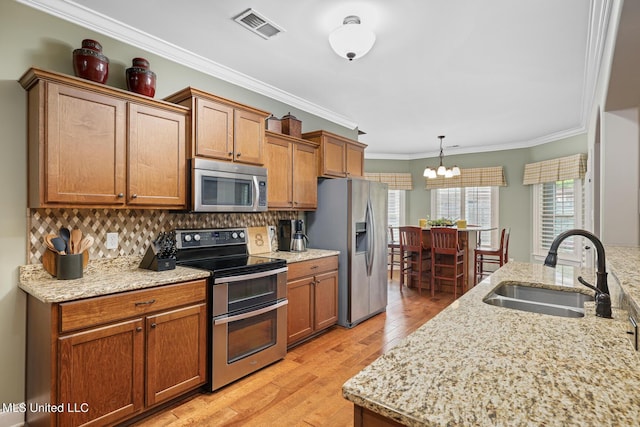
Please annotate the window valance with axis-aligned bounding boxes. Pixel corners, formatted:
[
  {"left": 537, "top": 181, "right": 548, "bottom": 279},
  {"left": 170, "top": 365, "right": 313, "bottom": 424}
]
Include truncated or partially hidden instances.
[
  {"left": 522, "top": 153, "right": 587, "bottom": 185},
  {"left": 364, "top": 172, "right": 413, "bottom": 190},
  {"left": 424, "top": 166, "right": 507, "bottom": 190}
]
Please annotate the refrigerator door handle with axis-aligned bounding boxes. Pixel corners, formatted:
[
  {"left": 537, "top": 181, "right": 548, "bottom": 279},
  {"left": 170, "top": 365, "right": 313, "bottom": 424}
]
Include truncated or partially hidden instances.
[{"left": 365, "top": 199, "right": 375, "bottom": 276}]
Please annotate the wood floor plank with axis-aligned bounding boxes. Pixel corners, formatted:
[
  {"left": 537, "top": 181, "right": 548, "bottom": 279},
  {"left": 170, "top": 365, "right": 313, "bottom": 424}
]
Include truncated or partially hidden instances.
[{"left": 133, "top": 277, "right": 455, "bottom": 427}]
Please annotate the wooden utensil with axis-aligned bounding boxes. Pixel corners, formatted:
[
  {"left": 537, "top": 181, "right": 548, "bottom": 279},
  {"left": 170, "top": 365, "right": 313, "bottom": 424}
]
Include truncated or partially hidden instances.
[
  {"left": 77, "top": 235, "right": 94, "bottom": 254},
  {"left": 42, "top": 249, "right": 57, "bottom": 276},
  {"left": 70, "top": 229, "right": 83, "bottom": 254},
  {"left": 44, "top": 234, "right": 58, "bottom": 252}
]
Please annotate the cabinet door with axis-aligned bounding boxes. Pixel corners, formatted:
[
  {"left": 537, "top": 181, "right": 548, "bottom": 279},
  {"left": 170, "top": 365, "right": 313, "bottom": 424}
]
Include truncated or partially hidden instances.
[
  {"left": 128, "top": 103, "right": 187, "bottom": 208},
  {"left": 292, "top": 142, "right": 318, "bottom": 210},
  {"left": 320, "top": 136, "right": 346, "bottom": 177},
  {"left": 58, "top": 318, "right": 144, "bottom": 426},
  {"left": 194, "top": 97, "right": 234, "bottom": 160},
  {"left": 234, "top": 109, "right": 265, "bottom": 165},
  {"left": 146, "top": 304, "right": 207, "bottom": 406},
  {"left": 287, "top": 276, "right": 314, "bottom": 345},
  {"left": 346, "top": 143, "right": 364, "bottom": 177},
  {"left": 314, "top": 270, "right": 339, "bottom": 331},
  {"left": 265, "top": 136, "right": 293, "bottom": 209},
  {"left": 45, "top": 82, "right": 126, "bottom": 205}
]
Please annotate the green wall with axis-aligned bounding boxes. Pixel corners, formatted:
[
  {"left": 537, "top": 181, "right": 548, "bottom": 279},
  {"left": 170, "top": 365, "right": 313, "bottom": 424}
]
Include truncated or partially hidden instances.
[
  {"left": 365, "top": 133, "right": 588, "bottom": 263},
  {"left": 0, "top": 1, "right": 354, "bottom": 406}
]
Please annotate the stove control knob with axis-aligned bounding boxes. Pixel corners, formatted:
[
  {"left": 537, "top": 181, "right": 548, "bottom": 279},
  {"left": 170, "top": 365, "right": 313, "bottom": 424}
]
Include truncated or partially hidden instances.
[
  {"left": 239, "top": 231, "right": 245, "bottom": 239},
  {"left": 193, "top": 234, "right": 201, "bottom": 241},
  {"left": 184, "top": 235, "right": 192, "bottom": 242},
  {"left": 231, "top": 232, "right": 238, "bottom": 239}
]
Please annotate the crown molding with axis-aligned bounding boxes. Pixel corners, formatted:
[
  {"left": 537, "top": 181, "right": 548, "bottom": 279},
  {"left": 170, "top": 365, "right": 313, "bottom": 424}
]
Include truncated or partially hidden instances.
[
  {"left": 16, "top": 0, "right": 359, "bottom": 130},
  {"left": 364, "top": 125, "right": 588, "bottom": 160}
]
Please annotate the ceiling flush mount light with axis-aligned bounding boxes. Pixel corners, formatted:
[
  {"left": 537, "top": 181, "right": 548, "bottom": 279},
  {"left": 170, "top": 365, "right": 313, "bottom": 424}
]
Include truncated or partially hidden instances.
[
  {"left": 423, "top": 136, "right": 461, "bottom": 179},
  {"left": 329, "top": 15, "right": 376, "bottom": 61}
]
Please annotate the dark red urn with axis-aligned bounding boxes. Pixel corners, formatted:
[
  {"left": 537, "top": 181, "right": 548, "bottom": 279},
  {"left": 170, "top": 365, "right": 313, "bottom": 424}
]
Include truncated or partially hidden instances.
[
  {"left": 72, "top": 39, "right": 109, "bottom": 84},
  {"left": 126, "top": 58, "right": 156, "bottom": 97}
]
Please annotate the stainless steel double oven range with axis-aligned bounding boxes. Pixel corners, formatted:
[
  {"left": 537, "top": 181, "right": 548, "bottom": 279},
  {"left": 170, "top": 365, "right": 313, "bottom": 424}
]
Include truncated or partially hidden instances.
[{"left": 175, "top": 228, "right": 288, "bottom": 391}]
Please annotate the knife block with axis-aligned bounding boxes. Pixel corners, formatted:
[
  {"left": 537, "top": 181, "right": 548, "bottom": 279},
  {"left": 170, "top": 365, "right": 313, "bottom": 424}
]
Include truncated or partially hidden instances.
[{"left": 139, "top": 244, "right": 176, "bottom": 271}]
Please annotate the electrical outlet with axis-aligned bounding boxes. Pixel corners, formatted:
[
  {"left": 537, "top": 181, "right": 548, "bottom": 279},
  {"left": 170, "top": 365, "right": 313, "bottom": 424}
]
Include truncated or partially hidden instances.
[{"left": 106, "top": 232, "right": 119, "bottom": 250}]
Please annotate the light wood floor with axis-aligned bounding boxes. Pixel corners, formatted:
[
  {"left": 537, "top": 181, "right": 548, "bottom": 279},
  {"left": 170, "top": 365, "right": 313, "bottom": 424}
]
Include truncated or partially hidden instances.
[{"left": 133, "top": 273, "right": 455, "bottom": 427}]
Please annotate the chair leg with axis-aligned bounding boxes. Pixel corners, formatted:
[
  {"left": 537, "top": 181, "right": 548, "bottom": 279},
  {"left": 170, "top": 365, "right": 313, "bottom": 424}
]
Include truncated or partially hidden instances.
[{"left": 389, "top": 249, "right": 394, "bottom": 280}]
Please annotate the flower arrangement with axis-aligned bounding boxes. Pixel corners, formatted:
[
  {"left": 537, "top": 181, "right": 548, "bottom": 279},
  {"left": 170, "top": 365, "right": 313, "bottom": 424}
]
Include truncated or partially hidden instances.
[{"left": 427, "top": 218, "right": 455, "bottom": 227}]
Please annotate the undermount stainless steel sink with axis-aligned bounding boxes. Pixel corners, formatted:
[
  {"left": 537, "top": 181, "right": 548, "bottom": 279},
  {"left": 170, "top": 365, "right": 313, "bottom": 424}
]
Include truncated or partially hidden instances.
[{"left": 483, "top": 281, "right": 594, "bottom": 318}]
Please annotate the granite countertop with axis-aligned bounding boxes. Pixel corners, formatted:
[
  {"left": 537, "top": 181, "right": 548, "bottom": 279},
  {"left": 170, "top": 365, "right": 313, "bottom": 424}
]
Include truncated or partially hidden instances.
[
  {"left": 19, "top": 249, "right": 340, "bottom": 304},
  {"left": 343, "top": 248, "right": 640, "bottom": 426},
  {"left": 19, "top": 256, "right": 211, "bottom": 303},
  {"left": 259, "top": 248, "right": 339, "bottom": 263}
]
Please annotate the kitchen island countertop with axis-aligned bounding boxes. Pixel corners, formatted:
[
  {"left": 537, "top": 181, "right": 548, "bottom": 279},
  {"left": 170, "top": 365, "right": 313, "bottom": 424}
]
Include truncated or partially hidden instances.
[{"left": 343, "top": 248, "right": 640, "bottom": 426}]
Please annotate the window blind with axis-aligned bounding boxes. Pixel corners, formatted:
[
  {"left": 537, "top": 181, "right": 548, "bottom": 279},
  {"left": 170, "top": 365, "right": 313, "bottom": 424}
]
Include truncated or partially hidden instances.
[
  {"left": 523, "top": 153, "right": 587, "bottom": 185},
  {"left": 364, "top": 172, "right": 413, "bottom": 190},
  {"left": 425, "top": 166, "right": 506, "bottom": 189}
]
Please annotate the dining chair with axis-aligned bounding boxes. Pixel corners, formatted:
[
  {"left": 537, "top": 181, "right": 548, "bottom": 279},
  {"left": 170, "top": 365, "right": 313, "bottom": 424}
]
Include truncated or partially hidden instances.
[
  {"left": 473, "top": 227, "right": 510, "bottom": 285},
  {"left": 398, "top": 226, "right": 431, "bottom": 294},
  {"left": 388, "top": 227, "right": 402, "bottom": 279},
  {"left": 430, "top": 227, "right": 465, "bottom": 299}
]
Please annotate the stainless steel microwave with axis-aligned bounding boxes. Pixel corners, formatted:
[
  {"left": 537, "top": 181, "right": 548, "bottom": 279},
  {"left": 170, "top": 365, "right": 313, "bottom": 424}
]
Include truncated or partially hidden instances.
[{"left": 191, "top": 158, "right": 268, "bottom": 212}]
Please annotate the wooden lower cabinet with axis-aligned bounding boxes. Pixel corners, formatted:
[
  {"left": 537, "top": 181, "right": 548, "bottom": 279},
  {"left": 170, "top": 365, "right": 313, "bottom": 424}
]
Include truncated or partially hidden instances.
[
  {"left": 286, "top": 256, "right": 339, "bottom": 347},
  {"left": 354, "top": 405, "right": 404, "bottom": 427},
  {"left": 26, "top": 279, "right": 207, "bottom": 427},
  {"left": 57, "top": 319, "right": 145, "bottom": 426}
]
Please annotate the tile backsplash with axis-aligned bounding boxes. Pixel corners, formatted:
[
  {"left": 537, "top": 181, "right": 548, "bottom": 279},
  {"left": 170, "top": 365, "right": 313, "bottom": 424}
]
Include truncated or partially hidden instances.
[{"left": 29, "top": 208, "right": 298, "bottom": 264}]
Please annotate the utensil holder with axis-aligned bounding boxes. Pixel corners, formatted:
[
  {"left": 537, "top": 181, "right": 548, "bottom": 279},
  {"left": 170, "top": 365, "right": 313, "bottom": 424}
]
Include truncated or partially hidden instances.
[
  {"left": 56, "top": 253, "right": 84, "bottom": 280},
  {"left": 139, "top": 245, "right": 176, "bottom": 271}
]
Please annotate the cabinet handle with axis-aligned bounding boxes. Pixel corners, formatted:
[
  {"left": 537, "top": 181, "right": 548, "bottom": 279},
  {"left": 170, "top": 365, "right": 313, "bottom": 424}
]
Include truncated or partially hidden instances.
[
  {"left": 134, "top": 299, "right": 156, "bottom": 306},
  {"left": 236, "top": 152, "right": 242, "bottom": 157},
  {"left": 150, "top": 323, "right": 157, "bottom": 328},
  {"left": 117, "top": 193, "right": 124, "bottom": 198},
  {"left": 136, "top": 326, "right": 142, "bottom": 332},
  {"left": 132, "top": 194, "right": 138, "bottom": 199},
  {"left": 228, "top": 152, "right": 233, "bottom": 156},
  {"left": 310, "top": 265, "right": 318, "bottom": 270}
]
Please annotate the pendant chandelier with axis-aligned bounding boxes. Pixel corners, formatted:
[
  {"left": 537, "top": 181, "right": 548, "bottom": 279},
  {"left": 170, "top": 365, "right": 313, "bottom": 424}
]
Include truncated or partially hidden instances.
[{"left": 423, "top": 135, "right": 461, "bottom": 179}]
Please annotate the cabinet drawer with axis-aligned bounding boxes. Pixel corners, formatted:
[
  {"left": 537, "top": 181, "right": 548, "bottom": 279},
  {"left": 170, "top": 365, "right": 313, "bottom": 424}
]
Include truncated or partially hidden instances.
[
  {"left": 59, "top": 279, "right": 207, "bottom": 333},
  {"left": 287, "top": 256, "right": 338, "bottom": 281}
]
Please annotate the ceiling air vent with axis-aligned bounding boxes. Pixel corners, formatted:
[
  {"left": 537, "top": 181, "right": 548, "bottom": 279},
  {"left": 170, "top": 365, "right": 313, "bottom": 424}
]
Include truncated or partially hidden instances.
[{"left": 233, "top": 8, "right": 285, "bottom": 40}]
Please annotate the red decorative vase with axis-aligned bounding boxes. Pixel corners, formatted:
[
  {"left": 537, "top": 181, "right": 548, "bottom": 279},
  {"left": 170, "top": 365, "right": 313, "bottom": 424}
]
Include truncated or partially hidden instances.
[
  {"left": 72, "top": 39, "right": 109, "bottom": 84},
  {"left": 126, "top": 58, "right": 156, "bottom": 97}
]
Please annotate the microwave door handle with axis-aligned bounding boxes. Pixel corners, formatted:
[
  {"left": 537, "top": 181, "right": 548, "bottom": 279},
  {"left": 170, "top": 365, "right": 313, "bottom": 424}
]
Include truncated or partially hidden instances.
[
  {"left": 253, "top": 175, "right": 260, "bottom": 211},
  {"left": 214, "top": 300, "right": 288, "bottom": 325}
]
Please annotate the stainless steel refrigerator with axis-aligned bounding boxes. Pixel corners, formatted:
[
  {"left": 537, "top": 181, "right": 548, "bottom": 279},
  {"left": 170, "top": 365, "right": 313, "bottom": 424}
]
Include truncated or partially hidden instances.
[{"left": 306, "top": 178, "right": 388, "bottom": 328}]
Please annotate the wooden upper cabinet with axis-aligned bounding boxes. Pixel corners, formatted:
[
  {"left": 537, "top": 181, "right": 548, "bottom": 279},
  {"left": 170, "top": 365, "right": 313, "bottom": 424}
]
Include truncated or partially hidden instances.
[
  {"left": 19, "top": 68, "right": 189, "bottom": 209},
  {"left": 302, "top": 130, "right": 367, "bottom": 178},
  {"left": 165, "top": 87, "right": 270, "bottom": 165},
  {"left": 38, "top": 81, "right": 127, "bottom": 206},
  {"left": 346, "top": 142, "right": 365, "bottom": 177},
  {"left": 194, "top": 97, "right": 234, "bottom": 160},
  {"left": 234, "top": 109, "right": 266, "bottom": 165},
  {"left": 128, "top": 103, "right": 186, "bottom": 207},
  {"left": 265, "top": 131, "right": 318, "bottom": 210}
]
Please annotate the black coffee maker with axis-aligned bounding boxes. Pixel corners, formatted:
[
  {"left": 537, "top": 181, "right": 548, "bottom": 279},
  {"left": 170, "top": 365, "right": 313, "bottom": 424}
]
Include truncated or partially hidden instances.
[{"left": 278, "top": 219, "right": 308, "bottom": 252}]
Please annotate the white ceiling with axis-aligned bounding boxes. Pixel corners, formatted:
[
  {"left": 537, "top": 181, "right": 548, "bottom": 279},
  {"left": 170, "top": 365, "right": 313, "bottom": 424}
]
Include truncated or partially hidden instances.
[{"left": 20, "top": 0, "right": 613, "bottom": 159}]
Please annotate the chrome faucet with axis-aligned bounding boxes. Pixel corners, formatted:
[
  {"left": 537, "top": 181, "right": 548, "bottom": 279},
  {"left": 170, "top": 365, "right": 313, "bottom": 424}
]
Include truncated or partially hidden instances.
[{"left": 544, "top": 229, "right": 612, "bottom": 318}]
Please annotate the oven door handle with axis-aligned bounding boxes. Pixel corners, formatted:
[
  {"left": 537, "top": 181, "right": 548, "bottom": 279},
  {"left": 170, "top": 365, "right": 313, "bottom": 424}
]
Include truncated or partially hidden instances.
[
  {"left": 214, "top": 299, "right": 288, "bottom": 325},
  {"left": 213, "top": 266, "right": 288, "bottom": 284}
]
